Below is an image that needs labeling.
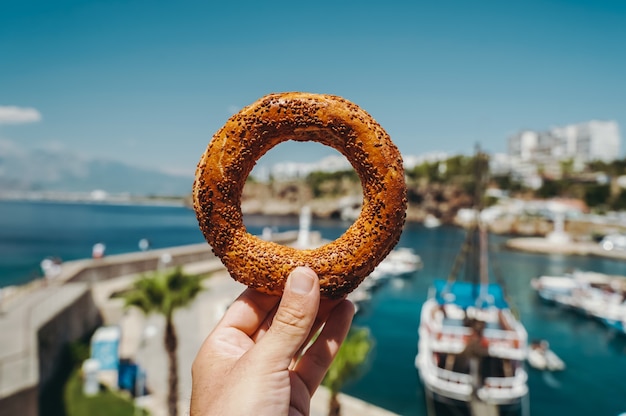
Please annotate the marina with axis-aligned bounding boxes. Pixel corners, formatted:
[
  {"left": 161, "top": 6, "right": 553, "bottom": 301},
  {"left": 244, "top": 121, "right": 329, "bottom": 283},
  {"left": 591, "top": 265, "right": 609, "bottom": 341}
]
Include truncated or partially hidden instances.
[{"left": 2, "top": 200, "right": 626, "bottom": 415}]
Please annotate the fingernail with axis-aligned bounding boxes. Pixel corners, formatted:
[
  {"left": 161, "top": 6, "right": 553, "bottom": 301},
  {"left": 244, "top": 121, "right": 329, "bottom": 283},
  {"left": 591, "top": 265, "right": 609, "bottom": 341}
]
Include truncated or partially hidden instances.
[{"left": 289, "top": 267, "right": 316, "bottom": 294}]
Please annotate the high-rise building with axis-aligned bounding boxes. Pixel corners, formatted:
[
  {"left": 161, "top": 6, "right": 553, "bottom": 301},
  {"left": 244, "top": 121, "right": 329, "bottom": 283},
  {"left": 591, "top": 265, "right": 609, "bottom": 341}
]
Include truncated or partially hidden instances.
[
  {"left": 508, "top": 120, "right": 621, "bottom": 163},
  {"left": 508, "top": 130, "right": 538, "bottom": 162}
]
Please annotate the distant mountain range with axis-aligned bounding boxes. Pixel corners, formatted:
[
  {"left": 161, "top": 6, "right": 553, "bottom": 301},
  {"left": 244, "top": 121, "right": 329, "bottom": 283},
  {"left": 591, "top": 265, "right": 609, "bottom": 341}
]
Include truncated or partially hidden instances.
[{"left": 0, "top": 143, "right": 194, "bottom": 196}]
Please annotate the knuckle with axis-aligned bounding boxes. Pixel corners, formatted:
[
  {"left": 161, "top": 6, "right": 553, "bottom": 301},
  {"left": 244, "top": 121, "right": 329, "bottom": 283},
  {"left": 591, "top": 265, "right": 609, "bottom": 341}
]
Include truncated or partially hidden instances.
[{"left": 272, "top": 302, "right": 309, "bottom": 334}]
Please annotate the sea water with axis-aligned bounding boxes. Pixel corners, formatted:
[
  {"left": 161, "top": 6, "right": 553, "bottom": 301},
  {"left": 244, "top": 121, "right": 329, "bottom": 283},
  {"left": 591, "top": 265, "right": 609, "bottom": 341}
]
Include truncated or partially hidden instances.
[
  {"left": 0, "top": 200, "right": 206, "bottom": 286},
  {"left": 1, "top": 200, "right": 626, "bottom": 415}
]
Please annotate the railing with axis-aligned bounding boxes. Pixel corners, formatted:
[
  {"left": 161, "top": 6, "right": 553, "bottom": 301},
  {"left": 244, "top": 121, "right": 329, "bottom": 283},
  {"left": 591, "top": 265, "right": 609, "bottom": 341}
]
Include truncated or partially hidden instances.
[
  {"left": 422, "top": 306, "right": 526, "bottom": 353},
  {"left": 432, "top": 365, "right": 473, "bottom": 385},
  {"left": 486, "top": 367, "right": 528, "bottom": 387},
  {"left": 426, "top": 325, "right": 524, "bottom": 350},
  {"left": 423, "top": 357, "right": 528, "bottom": 403}
]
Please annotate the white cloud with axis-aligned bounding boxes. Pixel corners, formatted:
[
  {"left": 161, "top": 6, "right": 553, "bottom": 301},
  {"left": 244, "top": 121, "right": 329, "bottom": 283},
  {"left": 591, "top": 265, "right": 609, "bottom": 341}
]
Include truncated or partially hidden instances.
[{"left": 0, "top": 106, "right": 42, "bottom": 124}]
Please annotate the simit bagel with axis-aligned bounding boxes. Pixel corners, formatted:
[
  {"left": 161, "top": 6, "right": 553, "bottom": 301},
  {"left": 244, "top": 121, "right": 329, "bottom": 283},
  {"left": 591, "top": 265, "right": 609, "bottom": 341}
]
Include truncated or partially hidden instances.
[{"left": 193, "top": 92, "right": 407, "bottom": 298}]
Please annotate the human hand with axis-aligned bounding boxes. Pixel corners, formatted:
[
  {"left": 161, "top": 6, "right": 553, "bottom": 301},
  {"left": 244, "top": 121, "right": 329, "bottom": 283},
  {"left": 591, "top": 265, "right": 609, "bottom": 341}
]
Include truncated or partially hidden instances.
[{"left": 190, "top": 266, "right": 355, "bottom": 416}]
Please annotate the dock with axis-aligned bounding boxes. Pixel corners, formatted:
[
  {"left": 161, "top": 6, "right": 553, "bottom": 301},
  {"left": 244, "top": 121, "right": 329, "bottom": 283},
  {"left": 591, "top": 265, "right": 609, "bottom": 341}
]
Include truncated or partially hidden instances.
[{"left": 506, "top": 237, "right": 626, "bottom": 261}]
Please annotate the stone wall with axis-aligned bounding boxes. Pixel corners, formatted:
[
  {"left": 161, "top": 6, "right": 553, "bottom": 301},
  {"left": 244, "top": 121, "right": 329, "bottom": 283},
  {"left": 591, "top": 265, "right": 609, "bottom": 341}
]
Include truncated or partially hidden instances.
[
  {"left": 37, "top": 287, "right": 102, "bottom": 391},
  {"left": 67, "top": 243, "right": 216, "bottom": 285},
  {"left": 0, "top": 386, "right": 37, "bottom": 416}
]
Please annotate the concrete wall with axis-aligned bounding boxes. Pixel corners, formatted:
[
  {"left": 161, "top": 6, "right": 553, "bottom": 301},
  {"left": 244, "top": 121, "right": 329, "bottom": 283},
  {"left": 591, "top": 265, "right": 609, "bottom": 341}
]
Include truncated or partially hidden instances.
[
  {"left": 67, "top": 243, "right": 217, "bottom": 285},
  {"left": 37, "top": 287, "right": 102, "bottom": 390},
  {"left": 67, "top": 233, "right": 298, "bottom": 285},
  {"left": 0, "top": 386, "right": 38, "bottom": 416}
]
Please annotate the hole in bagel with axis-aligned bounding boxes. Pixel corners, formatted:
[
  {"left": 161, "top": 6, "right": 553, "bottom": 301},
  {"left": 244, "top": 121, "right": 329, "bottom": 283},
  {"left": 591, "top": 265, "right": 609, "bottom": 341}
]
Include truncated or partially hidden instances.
[{"left": 242, "top": 141, "right": 363, "bottom": 245}]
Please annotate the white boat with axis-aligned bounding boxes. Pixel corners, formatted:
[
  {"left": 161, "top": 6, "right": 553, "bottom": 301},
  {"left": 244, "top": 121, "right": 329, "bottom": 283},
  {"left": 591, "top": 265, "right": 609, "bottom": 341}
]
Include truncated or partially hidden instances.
[
  {"left": 530, "top": 274, "right": 580, "bottom": 303},
  {"left": 371, "top": 247, "right": 423, "bottom": 278},
  {"left": 531, "top": 271, "right": 626, "bottom": 325},
  {"left": 416, "top": 234, "right": 528, "bottom": 411},
  {"left": 527, "top": 340, "right": 565, "bottom": 371},
  {"left": 416, "top": 279, "right": 529, "bottom": 407},
  {"left": 532, "top": 271, "right": 626, "bottom": 337},
  {"left": 600, "top": 233, "right": 626, "bottom": 251},
  {"left": 416, "top": 150, "right": 528, "bottom": 412},
  {"left": 423, "top": 214, "right": 442, "bottom": 228}
]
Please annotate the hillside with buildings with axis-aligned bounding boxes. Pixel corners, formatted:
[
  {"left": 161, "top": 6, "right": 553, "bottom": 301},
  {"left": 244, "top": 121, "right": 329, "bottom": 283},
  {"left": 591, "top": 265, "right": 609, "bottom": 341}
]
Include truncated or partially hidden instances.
[
  {"left": 241, "top": 119, "right": 625, "bottom": 237},
  {"left": 504, "top": 119, "right": 620, "bottom": 187}
]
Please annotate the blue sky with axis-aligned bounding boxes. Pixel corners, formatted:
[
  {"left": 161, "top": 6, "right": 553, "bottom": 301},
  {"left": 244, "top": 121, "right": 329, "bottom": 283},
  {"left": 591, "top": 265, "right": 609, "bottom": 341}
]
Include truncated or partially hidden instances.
[{"left": 1, "top": 0, "right": 625, "bottom": 176}]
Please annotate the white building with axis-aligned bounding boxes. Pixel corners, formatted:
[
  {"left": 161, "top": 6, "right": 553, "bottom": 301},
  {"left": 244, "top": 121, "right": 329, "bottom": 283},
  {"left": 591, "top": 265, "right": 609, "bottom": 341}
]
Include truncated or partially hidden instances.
[
  {"left": 252, "top": 154, "right": 353, "bottom": 182},
  {"left": 566, "top": 120, "right": 620, "bottom": 163},
  {"left": 402, "top": 152, "right": 449, "bottom": 170},
  {"left": 508, "top": 130, "right": 538, "bottom": 162},
  {"left": 508, "top": 120, "right": 621, "bottom": 164}
]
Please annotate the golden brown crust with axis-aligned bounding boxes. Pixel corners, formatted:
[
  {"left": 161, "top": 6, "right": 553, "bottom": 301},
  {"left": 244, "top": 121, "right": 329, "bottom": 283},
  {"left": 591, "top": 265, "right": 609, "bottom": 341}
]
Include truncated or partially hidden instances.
[{"left": 193, "top": 92, "right": 407, "bottom": 298}]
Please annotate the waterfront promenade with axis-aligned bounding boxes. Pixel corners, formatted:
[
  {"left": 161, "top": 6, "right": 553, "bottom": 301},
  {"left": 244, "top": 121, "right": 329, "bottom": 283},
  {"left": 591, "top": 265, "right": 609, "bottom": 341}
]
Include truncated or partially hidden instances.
[
  {"left": 108, "top": 265, "right": 397, "bottom": 416},
  {"left": 0, "top": 235, "right": 397, "bottom": 416}
]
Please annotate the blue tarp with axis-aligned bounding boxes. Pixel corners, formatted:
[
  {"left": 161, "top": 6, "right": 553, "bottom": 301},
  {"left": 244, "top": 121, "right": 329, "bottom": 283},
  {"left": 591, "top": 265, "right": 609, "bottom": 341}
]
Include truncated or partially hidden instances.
[
  {"left": 432, "top": 278, "right": 509, "bottom": 309},
  {"left": 118, "top": 360, "right": 147, "bottom": 396},
  {"left": 118, "top": 361, "right": 137, "bottom": 391}
]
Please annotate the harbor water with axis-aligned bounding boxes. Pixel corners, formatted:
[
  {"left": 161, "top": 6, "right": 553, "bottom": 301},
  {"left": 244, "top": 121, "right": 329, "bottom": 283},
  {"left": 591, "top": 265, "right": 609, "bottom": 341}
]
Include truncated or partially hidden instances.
[{"left": 1, "top": 200, "right": 626, "bottom": 415}]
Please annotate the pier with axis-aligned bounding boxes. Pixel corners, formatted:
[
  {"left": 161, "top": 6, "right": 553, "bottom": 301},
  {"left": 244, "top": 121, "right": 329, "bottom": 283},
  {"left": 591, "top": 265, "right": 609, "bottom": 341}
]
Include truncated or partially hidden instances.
[
  {"left": 506, "top": 237, "right": 626, "bottom": 261},
  {"left": 0, "top": 232, "right": 397, "bottom": 416}
]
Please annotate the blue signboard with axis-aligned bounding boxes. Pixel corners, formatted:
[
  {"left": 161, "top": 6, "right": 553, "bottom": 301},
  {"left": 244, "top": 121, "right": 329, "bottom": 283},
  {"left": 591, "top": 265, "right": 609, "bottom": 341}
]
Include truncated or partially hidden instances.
[{"left": 90, "top": 326, "right": 121, "bottom": 371}]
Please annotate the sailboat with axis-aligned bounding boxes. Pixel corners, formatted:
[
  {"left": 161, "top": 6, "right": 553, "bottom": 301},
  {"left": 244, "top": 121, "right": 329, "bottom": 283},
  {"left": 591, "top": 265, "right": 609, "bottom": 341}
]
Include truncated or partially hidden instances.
[{"left": 415, "top": 151, "right": 529, "bottom": 415}]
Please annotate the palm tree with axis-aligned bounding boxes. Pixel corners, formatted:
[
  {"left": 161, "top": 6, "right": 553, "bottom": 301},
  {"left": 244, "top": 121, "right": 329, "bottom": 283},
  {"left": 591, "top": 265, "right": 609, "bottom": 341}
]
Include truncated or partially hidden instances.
[
  {"left": 121, "top": 266, "right": 203, "bottom": 416},
  {"left": 322, "top": 326, "right": 374, "bottom": 416}
]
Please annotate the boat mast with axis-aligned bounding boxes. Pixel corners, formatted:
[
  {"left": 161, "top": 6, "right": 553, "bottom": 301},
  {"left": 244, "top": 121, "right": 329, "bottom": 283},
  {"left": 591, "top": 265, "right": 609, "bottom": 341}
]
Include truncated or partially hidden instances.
[
  {"left": 446, "top": 146, "right": 490, "bottom": 292},
  {"left": 473, "top": 146, "right": 490, "bottom": 298}
]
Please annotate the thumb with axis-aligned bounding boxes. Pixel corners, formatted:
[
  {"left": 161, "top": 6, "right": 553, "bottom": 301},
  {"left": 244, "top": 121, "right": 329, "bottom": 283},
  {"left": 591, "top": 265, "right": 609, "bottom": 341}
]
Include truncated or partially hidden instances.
[{"left": 254, "top": 267, "right": 320, "bottom": 367}]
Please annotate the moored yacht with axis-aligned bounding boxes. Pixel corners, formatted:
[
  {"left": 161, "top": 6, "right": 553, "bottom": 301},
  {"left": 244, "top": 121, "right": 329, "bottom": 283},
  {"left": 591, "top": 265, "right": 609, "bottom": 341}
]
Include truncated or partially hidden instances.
[
  {"left": 526, "top": 340, "right": 565, "bottom": 371},
  {"left": 423, "top": 213, "right": 442, "bottom": 228},
  {"left": 370, "top": 247, "right": 423, "bottom": 279},
  {"left": 531, "top": 270, "right": 626, "bottom": 335},
  {"left": 415, "top": 278, "right": 528, "bottom": 408},
  {"left": 415, "top": 149, "right": 529, "bottom": 415}
]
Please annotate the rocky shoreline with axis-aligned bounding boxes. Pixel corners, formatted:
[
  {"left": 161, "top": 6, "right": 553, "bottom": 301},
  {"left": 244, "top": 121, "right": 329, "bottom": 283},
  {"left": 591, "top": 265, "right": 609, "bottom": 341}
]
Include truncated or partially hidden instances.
[
  {"left": 240, "top": 181, "right": 625, "bottom": 240},
  {"left": 241, "top": 180, "right": 472, "bottom": 223}
]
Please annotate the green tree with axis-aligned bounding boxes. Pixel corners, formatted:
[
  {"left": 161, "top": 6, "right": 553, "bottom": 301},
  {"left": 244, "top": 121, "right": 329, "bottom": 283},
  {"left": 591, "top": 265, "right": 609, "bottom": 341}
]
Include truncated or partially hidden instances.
[
  {"left": 305, "top": 169, "right": 359, "bottom": 197},
  {"left": 492, "top": 173, "right": 524, "bottom": 193},
  {"left": 445, "top": 155, "right": 473, "bottom": 179},
  {"left": 560, "top": 158, "right": 575, "bottom": 177},
  {"left": 406, "top": 160, "right": 441, "bottom": 183},
  {"left": 587, "top": 157, "right": 626, "bottom": 177},
  {"left": 322, "top": 327, "right": 374, "bottom": 416},
  {"left": 537, "top": 179, "right": 565, "bottom": 199},
  {"left": 120, "top": 267, "right": 203, "bottom": 416},
  {"left": 612, "top": 190, "right": 626, "bottom": 211},
  {"left": 584, "top": 184, "right": 611, "bottom": 208}
]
